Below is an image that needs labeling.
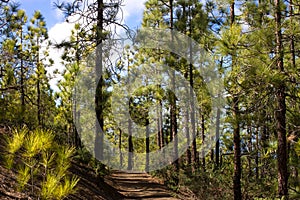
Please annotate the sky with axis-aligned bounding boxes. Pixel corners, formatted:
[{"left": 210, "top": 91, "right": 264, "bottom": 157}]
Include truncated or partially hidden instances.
[
  {"left": 16, "top": 0, "right": 147, "bottom": 91},
  {"left": 18, "top": 0, "right": 146, "bottom": 31}
]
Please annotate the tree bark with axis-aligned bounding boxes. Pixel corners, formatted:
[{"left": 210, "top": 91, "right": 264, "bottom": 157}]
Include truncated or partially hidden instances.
[
  {"left": 169, "top": 0, "right": 179, "bottom": 172},
  {"left": 255, "top": 128, "right": 259, "bottom": 180},
  {"left": 36, "top": 38, "right": 41, "bottom": 126},
  {"left": 274, "top": 0, "right": 288, "bottom": 197},
  {"left": 233, "top": 96, "right": 241, "bottom": 200},
  {"left": 20, "top": 28, "right": 25, "bottom": 123},
  {"left": 146, "top": 119, "right": 150, "bottom": 172},
  {"left": 215, "top": 107, "right": 220, "bottom": 168},
  {"left": 185, "top": 90, "right": 191, "bottom": 167},
  {"left": 230, "top": 2, "right": 242, "bottom": 200},
  {"left": 128, "top": 57, "right": 133, "bottom": 171},
  {"left": 189, "top": 3, "right": 197, "bottom": 172},
  {"left": 74, "top": 30, "right": 82, "bottom": 149},
  {"left": 201, "top": 114, "right": 206, "bottom": 172},
  {"left": 95, "top": 0, "right": 104, "bottom": 161},
  {"left": 247, "top": 126, "right": 252, "bottom": 178},
  {"left": 128, "top": 119, "right": 133, "bottom": 170},
  {"left": 215, "top": 58, "right": 223, "bottom": 169},
  {"left": 119, "top": 128, "right": 123, "bottom": 169}
]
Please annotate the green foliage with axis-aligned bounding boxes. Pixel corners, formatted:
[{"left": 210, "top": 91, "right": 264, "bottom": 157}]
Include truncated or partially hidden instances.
[
  {"left": 295, "top": 141, "right": 300, "bottom": 156},
  {"left": 4, "top": 127, "right": 79, "bottom": 199},
  {"left": 16, "top": 164, "right": 31, "bottom": 191},
  {"left": 41, "top": 173, "right": 59, "bottom": 199},
  {"left": 151, "top": 165, "right": 180, "bottom": 192},
  {"left": 23, "top": 129, "right": 54, "bottom": 158},
  {"left": 1, "top": 0, "right": 299, "bottom": 199},
  {"left": 6, "top": 126, "right": 26, "bottom": 154},
  {"left": 41, "top": 174, "right": 79, "bottom": 200},
  {"left": 53, "top": 176, "right": 80, "bottom": 200},
  {"left": 218, "top": 24, "right": 245, "bottom": 55}
]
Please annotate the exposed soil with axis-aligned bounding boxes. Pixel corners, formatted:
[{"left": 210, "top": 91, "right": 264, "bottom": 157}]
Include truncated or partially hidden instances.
[
  {"left": 105, "top": 171, "right": 179, "bottom": 200},
  {"left": 0, "top": 127, "right": 124, "bottom": 200},
  {"left": 0, "top": 127, "right": 185, "bottom": 200}
]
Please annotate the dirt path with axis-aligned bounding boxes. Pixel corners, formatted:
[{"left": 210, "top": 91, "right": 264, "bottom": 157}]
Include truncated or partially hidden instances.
[{"left": 105, "top": 171, "right": 180, "bottom": 200}]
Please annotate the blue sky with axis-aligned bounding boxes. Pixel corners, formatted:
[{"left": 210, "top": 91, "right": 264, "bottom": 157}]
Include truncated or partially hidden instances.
[
  {"left": 16, "top": 0, "right": 147, "bottom": 91},
  {"left": 18, "top": 0, "right": 61, "bottom": 28},
  {"left": 18, "top": 0, "right": 146, "bottom": 30}
]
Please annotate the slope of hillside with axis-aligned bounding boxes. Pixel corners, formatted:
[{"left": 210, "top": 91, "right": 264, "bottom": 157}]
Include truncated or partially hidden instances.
[
  {"left": 0, "top": 127, "right": 192, "bottom": 200},
  {"left": 0, "top": 127, "right": 124, "bottom": 200}
]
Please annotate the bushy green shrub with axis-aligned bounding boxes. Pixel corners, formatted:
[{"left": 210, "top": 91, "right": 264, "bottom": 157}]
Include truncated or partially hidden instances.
[{"left": 4, "top": 127, "right": 79, "bottom": 199}]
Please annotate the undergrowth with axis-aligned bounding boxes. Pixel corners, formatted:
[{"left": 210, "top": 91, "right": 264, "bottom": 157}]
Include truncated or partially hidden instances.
[{"left": 3, "top": 126, "right": 79, "bottom": 200}]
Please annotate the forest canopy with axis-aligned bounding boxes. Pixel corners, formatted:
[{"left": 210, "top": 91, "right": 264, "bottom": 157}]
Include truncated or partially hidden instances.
[{"left": 0, "top": 0, "right": 299, "bottom": 199}]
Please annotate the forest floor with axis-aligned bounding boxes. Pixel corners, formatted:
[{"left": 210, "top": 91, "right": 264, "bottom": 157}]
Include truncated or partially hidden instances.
[
  {"left": 104, "top": 171, "right": 180, "bottom": 200},
  {"left": 0, "top": 128, "right": 191, "bottom": 200}
]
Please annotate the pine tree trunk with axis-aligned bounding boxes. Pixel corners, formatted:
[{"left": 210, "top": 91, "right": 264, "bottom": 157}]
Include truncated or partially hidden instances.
[
  {"left": 247, "top": 126, "right": 252, "bottom": 178},
  {"left": 274, "top": 0, "right": 288, "bottom": 197},
  {"left": 215, "top": 107, "right": 220, "bottom": 168},
  {"left": 288, "top": 1, "right": 296, "bottom": 184},
  {"left": 74, "top": 35, "right": 82, "bottom": 149},
  {"left": 201, "top": 114, "right": 206, "bottom": 172},
  {"left": 37, "top": 38, "right": 41, "bottom": 126},
  {"left": 119, "top": 128, "right": 123, "bottom": 169},
  {"left": 169, "top": 0, "right": 179, "bottom": 172},
  {"left": 146, "top": 119, "right": 150, "bottom": 172},
  {"left": 230, "top": 2, "right": 242, "bottom": 200},
  {"left": 156, "top": 78, "right": 163, "bottom": 149},
  {"left": 128, "top": 59, "right": 133, "bottom": 171},
  {"left": 189, "top": 6, "right": 197, "bottom": 172},
  {"left": 157, "top": 103, "right": 161, "bottom": 148},
  {"left": 37, "top": 68, "right": 41, "bottom": 126},
  {"left": 20, "top": 29, "right": 25, "bottom": 123},
  {"left": 159, "top": 100, "right": 164, "bottom": 147},
  {"left": 216, "top": 58, "right": 223, "bottom": 169},
  {"left": 233, "top": 96, "right": 241, "bottom": 200},
  {"left": 255, "top": 129, "right": 259, "bottom": 180},
  {"left": 128, "top": 119, "right": 133, "bottom": 170},
  {"left": 186, "top": 113, "right": 192, "bottom": 167},
  {"left": 75, "top": 109, "right": 82, "bottom": 148},
  {"left": 95, "top": 0, "right": 104, "bottom": 161},
  {"left": 185, "top": 89, "right": 191, "bottom": 167},
  {"left": 184, "top": 49, "right": 191, "bottom": 168},
  {"left": 289, "top": 0, "right": 296, "bottom": 72}
]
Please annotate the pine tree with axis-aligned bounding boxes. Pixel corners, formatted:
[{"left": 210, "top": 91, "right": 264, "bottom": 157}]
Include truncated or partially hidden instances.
[
  {"left": 274, "top": 0, "right": 288, "bottom": 197},
  {"left": 217, "top": 0, "right": 242, "bottom": 198},
  {"left": 57, "top": 23, "right": 84, "bottom": 148},
  {"left": 27, "top": 11, "right": 52, "bottom": 127},
  {"left": 56, "top": 0, "right": 126, "bottom": 164}
]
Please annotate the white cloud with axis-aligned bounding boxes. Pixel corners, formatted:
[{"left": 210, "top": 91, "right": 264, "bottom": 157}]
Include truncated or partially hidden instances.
[
  {"left": 49, "top": 22, "right": 74, "bottom": 45},
  {"left": 47, "top": 21, "right": 74, "bottom": 92},
  {"left": 122, "top": 0, "right": 146, "bottom": 21},
  {"left": 48, "top": 1, "right": 147, "bottom": 92}
]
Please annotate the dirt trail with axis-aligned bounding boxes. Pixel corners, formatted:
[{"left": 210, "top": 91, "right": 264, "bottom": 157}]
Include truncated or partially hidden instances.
[{"left": 105, "top": 171, "right": 180, "bottom": 200}]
